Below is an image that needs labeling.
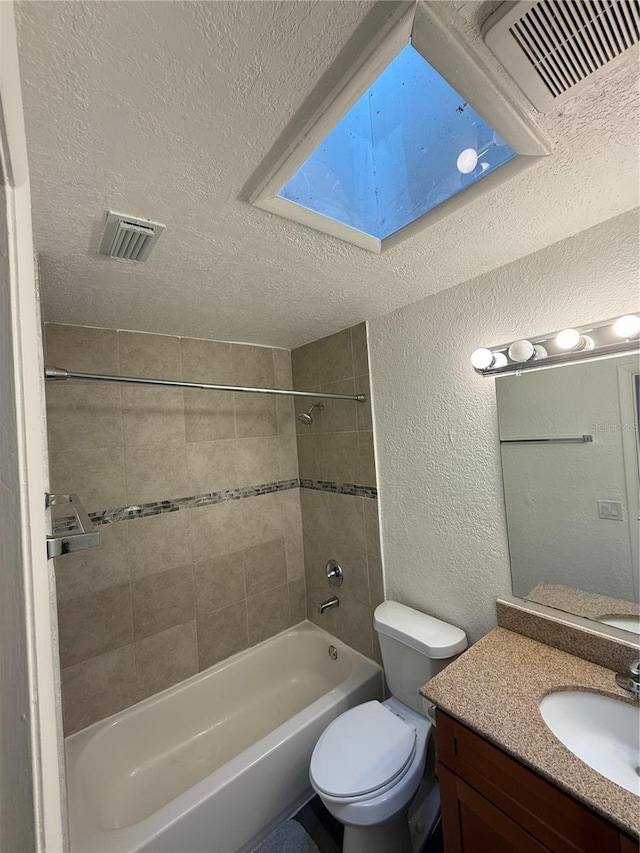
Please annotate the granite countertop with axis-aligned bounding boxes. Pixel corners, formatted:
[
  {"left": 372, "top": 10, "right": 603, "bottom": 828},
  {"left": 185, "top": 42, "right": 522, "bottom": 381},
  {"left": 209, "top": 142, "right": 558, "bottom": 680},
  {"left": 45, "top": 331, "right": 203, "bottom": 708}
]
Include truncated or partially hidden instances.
[
  {"left": 526, "top": 583, "right": 640, "bottom": 621},
  {"left": 420, "top": 627, "right": 640, "bottom": 838}
]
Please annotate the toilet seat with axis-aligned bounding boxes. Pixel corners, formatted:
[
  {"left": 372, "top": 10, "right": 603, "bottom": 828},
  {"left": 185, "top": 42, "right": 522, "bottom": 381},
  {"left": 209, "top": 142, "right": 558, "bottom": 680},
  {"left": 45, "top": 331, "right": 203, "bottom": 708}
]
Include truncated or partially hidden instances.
[{"left": 310, "top": 701, "right": 417, "bottom": 802}]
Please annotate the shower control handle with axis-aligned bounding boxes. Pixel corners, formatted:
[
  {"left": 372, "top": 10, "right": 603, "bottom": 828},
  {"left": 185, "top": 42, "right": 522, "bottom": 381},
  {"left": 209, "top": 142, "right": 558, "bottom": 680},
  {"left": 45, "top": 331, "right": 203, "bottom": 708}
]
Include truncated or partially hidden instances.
[{"left": 326, "top": 560, "right": 343, "bottom": 586}]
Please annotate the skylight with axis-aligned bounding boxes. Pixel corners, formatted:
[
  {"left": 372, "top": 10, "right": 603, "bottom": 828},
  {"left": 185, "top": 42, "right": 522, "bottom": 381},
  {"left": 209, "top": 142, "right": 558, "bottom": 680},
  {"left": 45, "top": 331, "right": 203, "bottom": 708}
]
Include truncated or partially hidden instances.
[{"left": 277, "top": 44, "right": 517, "bottom": 241}]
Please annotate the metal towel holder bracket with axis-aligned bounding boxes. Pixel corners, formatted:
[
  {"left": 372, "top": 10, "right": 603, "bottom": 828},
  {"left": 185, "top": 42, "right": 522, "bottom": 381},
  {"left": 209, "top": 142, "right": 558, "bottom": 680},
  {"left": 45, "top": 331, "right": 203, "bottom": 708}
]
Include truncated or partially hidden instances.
[{"left": 46, "top": 493, "right": 100, "bottom": 559}]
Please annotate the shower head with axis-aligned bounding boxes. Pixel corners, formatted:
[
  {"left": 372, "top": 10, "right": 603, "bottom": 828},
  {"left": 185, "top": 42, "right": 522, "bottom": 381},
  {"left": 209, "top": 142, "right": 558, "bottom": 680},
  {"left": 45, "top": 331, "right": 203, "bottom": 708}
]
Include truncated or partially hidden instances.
[{"left": 297, "top": 402, "right": 324, "bottom": 426}]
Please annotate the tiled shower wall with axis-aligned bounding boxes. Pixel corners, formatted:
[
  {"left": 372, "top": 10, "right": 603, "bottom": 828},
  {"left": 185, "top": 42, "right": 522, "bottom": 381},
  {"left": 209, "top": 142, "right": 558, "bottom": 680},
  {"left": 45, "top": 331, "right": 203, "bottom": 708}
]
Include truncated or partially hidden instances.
[
  {"left": 45, "top": 324, "right": 305, "bottom": 734},
  {"left": 292, "top": 324, "right": 383, "bottom": 660}
]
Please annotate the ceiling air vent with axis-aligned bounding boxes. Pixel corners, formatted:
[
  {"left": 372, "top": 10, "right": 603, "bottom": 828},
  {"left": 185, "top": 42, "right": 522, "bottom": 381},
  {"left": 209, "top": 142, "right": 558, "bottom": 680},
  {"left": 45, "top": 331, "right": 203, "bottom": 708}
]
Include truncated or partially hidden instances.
[
  {"left": 98, "top": 211, "right": 165, "bottom": 262},
  {"left": 483, "top": 1, "right": 640, "bottom": 112}
]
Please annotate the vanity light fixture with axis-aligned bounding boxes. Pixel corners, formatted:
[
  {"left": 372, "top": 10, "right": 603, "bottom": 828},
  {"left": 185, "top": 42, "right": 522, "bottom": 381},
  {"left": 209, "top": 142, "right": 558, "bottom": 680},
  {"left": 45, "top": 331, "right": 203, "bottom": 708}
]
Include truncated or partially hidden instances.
[
  {"left": 613, "top": 314, "right": 640, "bottom": 339},
  {"left": 471, "top": 314, "right": 640, "bottom": 376}
]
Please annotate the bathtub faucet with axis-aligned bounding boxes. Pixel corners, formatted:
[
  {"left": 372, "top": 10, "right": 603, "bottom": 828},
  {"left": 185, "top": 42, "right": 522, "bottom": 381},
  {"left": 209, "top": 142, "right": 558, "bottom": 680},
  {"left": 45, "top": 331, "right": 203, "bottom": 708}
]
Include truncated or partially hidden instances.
[{"left": 318, "top": 597, "right": 339, "bottom": 615}]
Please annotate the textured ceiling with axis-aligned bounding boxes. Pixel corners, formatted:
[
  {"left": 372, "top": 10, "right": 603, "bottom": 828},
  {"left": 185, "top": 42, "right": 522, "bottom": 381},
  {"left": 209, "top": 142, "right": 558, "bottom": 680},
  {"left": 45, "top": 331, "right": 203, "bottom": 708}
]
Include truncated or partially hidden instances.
[{"left": 15, "top": 0, "right": 640, "bottom": 348}]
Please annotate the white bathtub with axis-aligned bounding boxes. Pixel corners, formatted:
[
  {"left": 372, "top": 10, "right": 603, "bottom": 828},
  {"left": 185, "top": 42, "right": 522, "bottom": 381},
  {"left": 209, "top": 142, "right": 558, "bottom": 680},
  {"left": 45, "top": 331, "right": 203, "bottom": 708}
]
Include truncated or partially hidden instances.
[{"left": 65, "top": 621, "right": 383, "bottom": 853}]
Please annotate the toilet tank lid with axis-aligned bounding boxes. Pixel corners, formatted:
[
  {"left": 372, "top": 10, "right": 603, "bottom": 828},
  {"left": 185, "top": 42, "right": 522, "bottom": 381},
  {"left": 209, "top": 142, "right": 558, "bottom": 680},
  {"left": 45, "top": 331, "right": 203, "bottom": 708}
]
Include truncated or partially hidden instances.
[{"left": 374, "top": 601, "right": 467, "bottom": 659}]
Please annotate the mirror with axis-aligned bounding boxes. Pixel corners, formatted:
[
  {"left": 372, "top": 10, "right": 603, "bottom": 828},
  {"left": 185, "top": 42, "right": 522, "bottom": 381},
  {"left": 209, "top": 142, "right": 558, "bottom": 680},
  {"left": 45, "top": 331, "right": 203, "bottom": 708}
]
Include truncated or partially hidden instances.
[{"left": 496, "top": 353, "right": 640, "bottom": 636}]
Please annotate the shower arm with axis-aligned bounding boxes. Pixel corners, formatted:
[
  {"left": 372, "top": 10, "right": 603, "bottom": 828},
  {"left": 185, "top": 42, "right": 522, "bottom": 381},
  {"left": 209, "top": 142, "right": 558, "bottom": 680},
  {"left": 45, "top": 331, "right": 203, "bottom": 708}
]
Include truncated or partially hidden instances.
[{"left": 44, "top": 367, "right": 367, "bottom": 402}]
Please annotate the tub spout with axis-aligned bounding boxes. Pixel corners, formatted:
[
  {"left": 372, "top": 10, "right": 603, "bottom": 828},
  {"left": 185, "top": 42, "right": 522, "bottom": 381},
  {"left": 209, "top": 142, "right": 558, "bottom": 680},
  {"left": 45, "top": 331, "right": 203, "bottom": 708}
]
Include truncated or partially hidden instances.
[{"left": 318, "top": 597, "right": 339, "bottom": 615}]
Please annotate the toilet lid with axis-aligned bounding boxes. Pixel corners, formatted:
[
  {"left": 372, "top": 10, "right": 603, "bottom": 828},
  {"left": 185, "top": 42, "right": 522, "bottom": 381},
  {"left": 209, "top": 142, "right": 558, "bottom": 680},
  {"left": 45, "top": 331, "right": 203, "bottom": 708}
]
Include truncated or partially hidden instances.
[{"left": 310, "top": 701, "right": 417, "bottom": 799}]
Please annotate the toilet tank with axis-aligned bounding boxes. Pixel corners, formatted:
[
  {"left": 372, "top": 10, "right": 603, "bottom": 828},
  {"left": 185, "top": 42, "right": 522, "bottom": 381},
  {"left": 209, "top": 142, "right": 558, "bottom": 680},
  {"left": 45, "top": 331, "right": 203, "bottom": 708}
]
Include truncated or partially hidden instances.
[{"left": 373, "top": 601, "right": 467, "bottom": 714}]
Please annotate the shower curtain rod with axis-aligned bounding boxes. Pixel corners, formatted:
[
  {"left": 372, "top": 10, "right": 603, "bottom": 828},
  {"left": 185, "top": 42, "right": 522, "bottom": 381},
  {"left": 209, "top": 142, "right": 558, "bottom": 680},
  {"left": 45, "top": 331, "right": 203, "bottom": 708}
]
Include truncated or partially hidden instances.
[{"left": 44, "top": 367, "right": 367, "bottom": 402}]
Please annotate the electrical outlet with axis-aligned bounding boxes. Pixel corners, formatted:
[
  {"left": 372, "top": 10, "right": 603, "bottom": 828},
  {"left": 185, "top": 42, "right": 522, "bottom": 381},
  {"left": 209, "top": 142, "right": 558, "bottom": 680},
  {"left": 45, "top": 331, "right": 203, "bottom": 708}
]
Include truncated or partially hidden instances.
[{"left": 597, "top": 500, "right": 623, "bottom": 521}]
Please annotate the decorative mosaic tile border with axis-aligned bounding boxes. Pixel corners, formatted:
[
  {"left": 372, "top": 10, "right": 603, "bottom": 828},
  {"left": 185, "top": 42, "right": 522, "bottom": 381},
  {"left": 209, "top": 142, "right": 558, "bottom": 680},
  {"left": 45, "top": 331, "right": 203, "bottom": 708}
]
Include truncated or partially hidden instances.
[
  {"left": 299, "top": 479, "right": 378, "bottom": 499},
  {"left": 53, "top": 478, "right": 377, "bottom": 534}
]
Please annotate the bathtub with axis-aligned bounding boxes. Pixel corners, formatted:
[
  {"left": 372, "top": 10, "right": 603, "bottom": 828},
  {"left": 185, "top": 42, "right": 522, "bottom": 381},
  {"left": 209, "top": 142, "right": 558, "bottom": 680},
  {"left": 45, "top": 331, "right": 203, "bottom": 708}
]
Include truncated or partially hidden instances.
[{"left": 65, "top": 620, "right": 383, "bottom": 853}]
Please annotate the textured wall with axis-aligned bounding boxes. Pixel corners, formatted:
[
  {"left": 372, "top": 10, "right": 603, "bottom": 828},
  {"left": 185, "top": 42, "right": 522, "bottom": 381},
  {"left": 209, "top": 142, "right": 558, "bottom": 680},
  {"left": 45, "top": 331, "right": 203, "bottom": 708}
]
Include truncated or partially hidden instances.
[
  {"left": 46, "top": 325, "right": 305, "bottom": 733},
  {"left": 292, "top": 324, "right": 383, "bottom": 660},
  {"left": 368, "top": 209, "right": 640, "bottom": 645}
]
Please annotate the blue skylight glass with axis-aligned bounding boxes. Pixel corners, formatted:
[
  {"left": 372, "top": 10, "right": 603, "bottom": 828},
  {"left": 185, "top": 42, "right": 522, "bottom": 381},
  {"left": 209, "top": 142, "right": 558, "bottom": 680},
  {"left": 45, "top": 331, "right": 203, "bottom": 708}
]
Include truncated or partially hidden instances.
[{"left": 277, "top": 44, "right": 517, "bottom": 240}]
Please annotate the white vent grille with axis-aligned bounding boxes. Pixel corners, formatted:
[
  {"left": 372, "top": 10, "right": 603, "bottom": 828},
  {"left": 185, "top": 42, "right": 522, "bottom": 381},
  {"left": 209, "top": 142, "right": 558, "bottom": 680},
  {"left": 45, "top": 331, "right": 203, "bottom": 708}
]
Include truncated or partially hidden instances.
[
  {"left": 483, "top": 1, "right": 640, "bottom": 112},
  {"left": 98, "top": 212, "right": 165, "bottom": 262}
]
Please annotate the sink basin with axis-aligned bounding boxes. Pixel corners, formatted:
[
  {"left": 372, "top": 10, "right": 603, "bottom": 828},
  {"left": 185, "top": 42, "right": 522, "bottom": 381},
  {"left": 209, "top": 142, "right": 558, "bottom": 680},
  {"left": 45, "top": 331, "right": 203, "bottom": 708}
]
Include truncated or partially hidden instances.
[
  {"left": 539, "top": 691, "right": 640, "bottom": 796},
  {"left": 599, "top": 615, "right": 640, "bottom": 635}
]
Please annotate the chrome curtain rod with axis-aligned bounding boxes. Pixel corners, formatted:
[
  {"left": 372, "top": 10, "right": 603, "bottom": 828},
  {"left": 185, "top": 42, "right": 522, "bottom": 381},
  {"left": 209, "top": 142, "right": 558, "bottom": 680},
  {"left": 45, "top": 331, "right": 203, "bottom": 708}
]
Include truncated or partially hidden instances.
[{"left": 44, "top": 367, "right": 367, "bottom": 402}]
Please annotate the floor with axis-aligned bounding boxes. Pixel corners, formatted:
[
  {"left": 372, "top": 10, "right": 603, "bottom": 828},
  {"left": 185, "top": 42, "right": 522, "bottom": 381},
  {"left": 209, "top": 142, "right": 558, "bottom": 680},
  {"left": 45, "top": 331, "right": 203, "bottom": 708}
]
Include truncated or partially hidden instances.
[{"left": 256, "top": 796, "right": 445, "bottom": 853}]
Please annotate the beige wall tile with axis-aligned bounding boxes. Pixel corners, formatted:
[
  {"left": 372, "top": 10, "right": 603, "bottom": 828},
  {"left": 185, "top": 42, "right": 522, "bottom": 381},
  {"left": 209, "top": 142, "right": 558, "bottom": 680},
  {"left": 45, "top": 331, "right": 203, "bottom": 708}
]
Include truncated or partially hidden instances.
[
  {"left": 122, "top": 386, "right": 185, "bottom": 447},
  {"left": 299, "top": 488, "right": 327, "bottom": 540},
  {"left": 184, "top": 389, "right": 236, "bottom": 442},
  {"left": 194, "top": 551, "right": 245, "bottom": 618},
  {"left": 247, "top": 584, "right": 290, "bottom": 645},
  {"left": 135, "top": 621, "right": 198, "bottom": 700},
  {"left": 124, "top": 444, "right": 189, "bottom": 505},
  {"left": 243, "top": 537, "right": 286, "bottom": 597},
  {"left": 128, "top": 511, "right": 192, "bottom": 579},
  {"left": 279, "top": 432, "right": 299, "bottom": 480},
  {"left": 355, "top": 374, "right": 372, "bottom": 432},
  {"left": 285, "top": 533, "right": 304, "bottom": 581},
  {"left": 350, "top": 323, "right": 369, "bottom": 377},
  {"left": 46, "top": 384, "right": 123, "bottom": 451},
  {"left": 50, "top": 447, "right": 126, "bottom": 513},
  {"left": 296, "top": 434, "right": 320, "bottom": 479},
  {"left": 189, "top": 499, "right": 247, "bottom": 562},
  {"left": 291, "top": 341, "right": 321, "bottom": 391},
  {"left": 118, "top": 331, "right": 182, "bottom": 380},
  {"left": 181, "top": 338, "right": 233, "bottom": 383},
  {"left": 358, "top": 431, "right": 376, "bottom": 486},
  {"left": 320, "top": 378, "right": 357, "bottom": 433},
  {"left": 58, "top": 583, "right": 133, "bottom": 668},
  {"left": 273, "top": 349, "right": 293, "bottom": 390},
  {"left": 240, "top": 493, "right": 285, "bottom": 548},
  {"left": 186, "top": 439, "right": 237, "bottom": 494},
  {"left": 236, "top": 436, "right": 280, "bottom": 488},
  {"left": 363, "top": 498, "right": 381, "bottom": 556},
  {"left": 317, "top": 328, "right": 353, "bottom": 385},
  {"left": 197, "top": 601, "right": 248, "bottom": 670},
  {"left": 231, "top": 344, "right": 275, "bottom": 387},
  {"left": 45, "top": 324, "right": 119, "bottom": 378},
  {"left": 132, "top": 565, "right": 194, "bottom": 639},
  {"left": 54, "top": 522, "right": 130, "bottom": 602},
  {"left": 319, "top": 432, "right": 360, "bottom": 483},
  {"left": 334, "top": 598, "right": 374, "bottom": 659},
  {"left": 61, "top": 646, "right": 136, "bottom": 735},
  {"left": 275, "top": 488, "right": 303, "bottom": 535},
  {"left": 367, "top": 553, "right": 384, "bottom": 609},
  {"left": 276, "top": 395, "right": 296, "bottom": 437},
  {"left": 288, "top": 578, "right": 306, "bottom": 624},
  {"left": 234, "top": 393, "right": 277, "bottom": 438},
  {"left": 323, "top": 492, "right": 366, "bottom": 551}
]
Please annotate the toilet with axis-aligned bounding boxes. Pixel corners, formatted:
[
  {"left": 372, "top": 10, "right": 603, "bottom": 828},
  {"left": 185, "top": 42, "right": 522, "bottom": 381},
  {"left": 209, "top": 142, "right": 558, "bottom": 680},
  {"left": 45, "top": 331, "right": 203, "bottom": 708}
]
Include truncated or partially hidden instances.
[{"left": 309, "top": 601, "right": 467, "bottom": 853}]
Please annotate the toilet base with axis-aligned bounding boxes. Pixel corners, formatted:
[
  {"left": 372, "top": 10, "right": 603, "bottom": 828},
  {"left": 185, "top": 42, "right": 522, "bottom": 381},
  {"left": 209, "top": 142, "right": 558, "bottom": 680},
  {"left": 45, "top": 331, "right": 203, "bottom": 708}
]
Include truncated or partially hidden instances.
[{"left": 342, "top": 812, "right": 412, "bottom": 853}]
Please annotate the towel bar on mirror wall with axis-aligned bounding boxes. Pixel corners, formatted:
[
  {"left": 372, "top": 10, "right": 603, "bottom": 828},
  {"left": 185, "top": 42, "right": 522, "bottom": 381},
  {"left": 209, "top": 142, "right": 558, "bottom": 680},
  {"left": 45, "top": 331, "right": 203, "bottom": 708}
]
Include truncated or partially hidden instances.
[
  {"left": 46, "top": 493, "right": 100, "bottom": 559},
  {"left": 499, "top": 435, "right": 593, "bottom": 444}
]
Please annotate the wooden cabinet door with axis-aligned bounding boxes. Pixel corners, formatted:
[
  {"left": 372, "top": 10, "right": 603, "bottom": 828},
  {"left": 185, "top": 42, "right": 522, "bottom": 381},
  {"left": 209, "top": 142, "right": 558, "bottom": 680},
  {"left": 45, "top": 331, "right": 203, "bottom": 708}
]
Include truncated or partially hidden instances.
[
  {"left": 620, "top": 836, "right": 640, "bottom": 853},
  {"left": 439, "top": 763, "right": 551, "bottom": 853}
]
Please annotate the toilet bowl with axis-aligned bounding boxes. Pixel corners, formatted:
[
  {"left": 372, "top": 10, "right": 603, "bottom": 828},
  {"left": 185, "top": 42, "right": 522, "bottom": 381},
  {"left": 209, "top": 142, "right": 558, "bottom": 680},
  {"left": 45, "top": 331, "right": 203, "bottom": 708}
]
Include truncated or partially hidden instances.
[{"left": 309, "top": 601, "right": 467, "bottom": 853}]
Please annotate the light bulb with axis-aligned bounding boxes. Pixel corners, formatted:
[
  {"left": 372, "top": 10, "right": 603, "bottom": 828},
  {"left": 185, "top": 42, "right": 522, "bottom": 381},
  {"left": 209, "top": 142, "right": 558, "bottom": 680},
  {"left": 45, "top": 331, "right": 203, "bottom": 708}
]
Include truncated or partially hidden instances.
[
  {"left": 613, "top": 314, "right": 640, "bottom": 338},
  {"left": 457, "top": 148, "right": 478, "bottom": 174},
  {"left": 556, "top": 328, "right": 581, "bottom": 350},
  {"left": 471, "top": 348, "right": 494, "bottom": 370},
  {"left": 533, "top": 344, "right": 548, "bottom": 360},
  {"left": 508, "top": 339, "right": 535, "bottom": 362},
  {"left": 492, "top": 352, "right": 508, "bottom": 368}
]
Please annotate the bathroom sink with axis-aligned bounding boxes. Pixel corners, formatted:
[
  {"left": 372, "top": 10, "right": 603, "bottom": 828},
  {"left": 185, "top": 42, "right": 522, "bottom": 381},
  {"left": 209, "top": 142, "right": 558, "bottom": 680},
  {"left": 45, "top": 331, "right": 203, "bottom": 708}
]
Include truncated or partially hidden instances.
[
  {"left": 599, "top": 615, "right": 640, "bottom": 635},
  {"left": 539, "top": 691, "right": 640, "bottom": 796}
]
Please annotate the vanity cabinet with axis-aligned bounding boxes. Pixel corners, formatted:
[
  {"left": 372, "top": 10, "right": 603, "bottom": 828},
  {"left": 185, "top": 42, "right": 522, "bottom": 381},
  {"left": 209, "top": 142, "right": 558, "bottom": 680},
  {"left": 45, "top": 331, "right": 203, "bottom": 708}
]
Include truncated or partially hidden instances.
[{"left": 436, "top": 710, "right": 638, "bottom": 853}]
